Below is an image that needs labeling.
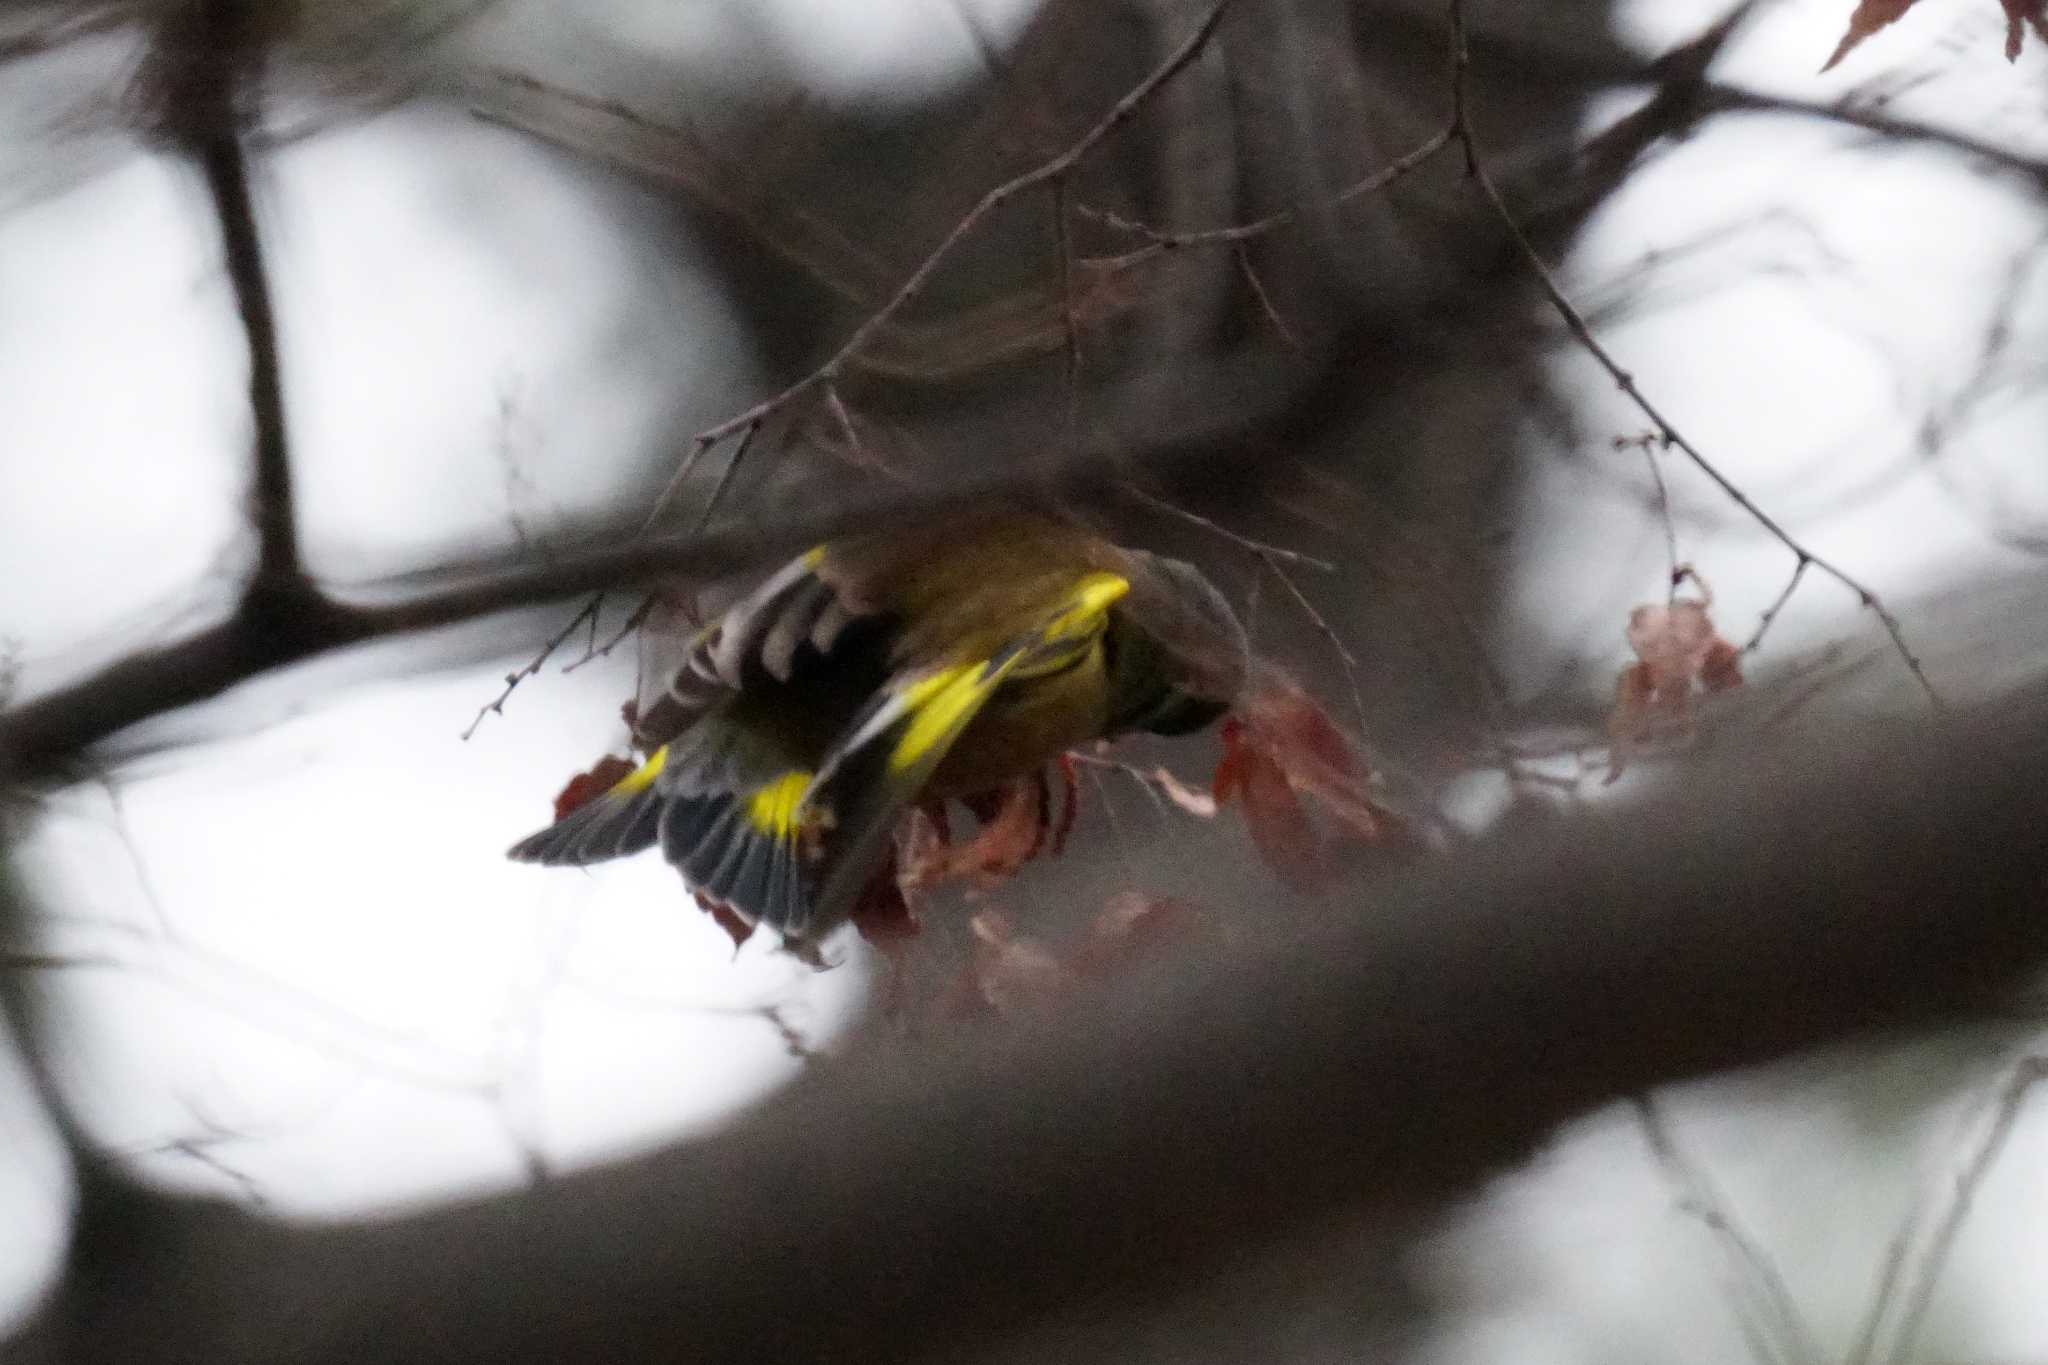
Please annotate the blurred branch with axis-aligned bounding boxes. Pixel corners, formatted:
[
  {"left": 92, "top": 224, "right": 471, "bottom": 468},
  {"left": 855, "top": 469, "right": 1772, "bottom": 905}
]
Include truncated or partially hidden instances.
[
  {"left": 1859, "top": 1053, "right": 2048, "bottom": 1365},
  {"left": 0, "top": 4, "right": 129, "bottom": 64},
  {"left": 15, "top": 690, "right": 2048, "bottom": 1363},
  {"left": 144, "top": 0, "right": 302, "bottom": 591},
  {"left": 678, "top": 0, "right": 1234, "bottom": 453},
  {"left": 1634, "top": 1095, "right": 1824, "bottom": 1365},
  {"left": 0, "top": 340, "right": 1304, "bottom": 777},
  {"left": 1698, "top": 83, "right": 2048, "bottom": 189},
  {"left": 1446, "top": 0, "right": 1942, "bottom": 706}
]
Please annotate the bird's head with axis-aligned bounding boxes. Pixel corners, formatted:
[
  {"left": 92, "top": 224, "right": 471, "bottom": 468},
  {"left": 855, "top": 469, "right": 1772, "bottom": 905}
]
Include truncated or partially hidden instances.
[{"left": 1102, "top": 551, "right": 1249, "bottom": 738}]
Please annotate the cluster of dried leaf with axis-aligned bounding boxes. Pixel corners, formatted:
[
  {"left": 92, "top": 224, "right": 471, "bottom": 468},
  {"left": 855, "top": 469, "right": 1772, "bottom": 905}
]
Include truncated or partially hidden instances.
[
  {"left": 1607, "top": 574, "right": 1744, "bottom": 783},
  {"left": 1825, "top": 0, "right": 2048, "bottom": 68},
  {"left": 546, "top": 671, "right": 1411, "bottom": 1016}
]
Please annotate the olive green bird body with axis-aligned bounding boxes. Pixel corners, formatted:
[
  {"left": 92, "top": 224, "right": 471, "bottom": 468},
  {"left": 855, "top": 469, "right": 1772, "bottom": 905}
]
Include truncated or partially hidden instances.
[{"left": 508, "top": 512, "right": 1245, "bottom": 941}]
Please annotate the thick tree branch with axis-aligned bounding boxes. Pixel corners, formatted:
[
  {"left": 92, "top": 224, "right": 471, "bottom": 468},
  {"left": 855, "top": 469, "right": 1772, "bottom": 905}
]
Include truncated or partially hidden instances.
[{"left": 11, "top": 691, "right": 2048, "bottom": 1363}]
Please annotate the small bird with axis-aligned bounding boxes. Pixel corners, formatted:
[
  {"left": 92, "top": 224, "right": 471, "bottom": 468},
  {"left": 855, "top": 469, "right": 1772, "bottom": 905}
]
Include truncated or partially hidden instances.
[{"left": 507, "top": 509, "right": 1247, "bottom": 942}]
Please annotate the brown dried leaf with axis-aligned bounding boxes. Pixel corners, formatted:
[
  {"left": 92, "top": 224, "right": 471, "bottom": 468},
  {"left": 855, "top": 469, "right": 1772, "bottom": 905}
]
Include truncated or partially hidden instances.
[
  {"left": 1212, "top": 679, "right": 1406, "bottom": 888},
  {"left": 1606, "top": 585, "right": 1744, "bottom": 782},
  {"left": 965, "top": 910, "right": 1079, "bottom": 1015},
  {"left": 550, "top": 753, "right": 637, "bottom": 822},
  {"left": 1625, "top": 600, "right": 1722, "bottom": 689},
  {"left": 1071, "top": 891, "right": 1201, "bottom": 977},
  {"left": 1824, "top": 0, "right": 2044, "bottom": 68},
  {"left": 1823, "top": 0, "right": 1919, "bottom": 70},
  {"left": 2002, "top": 0, "right": 2048, "bottom": 58},
  {"left": 899, "top": 778, "right": 1048, "bottom": 892},
  {"left": 692, "top": 890, "right": 756, "bottom": 952}
]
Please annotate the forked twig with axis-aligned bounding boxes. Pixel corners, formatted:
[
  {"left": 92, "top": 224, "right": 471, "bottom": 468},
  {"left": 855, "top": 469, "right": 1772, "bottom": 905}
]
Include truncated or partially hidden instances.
[
  {"left": 1117, "top": 481, "right": 1335, "bottom": 571},
  {"left": 468, "top": 1, "right": 1235, "bottom": 728},
  {"left": 1444, "top": 0, "right": 1938, "bottom": 706},
  {"left": 462, "top": 595, "right": 606, "bottom": 740},
  {"left": 1634, "top": 1095, "right": 1823, "bottom": 1365},
  {"left": 683, "top": 0, "right": 1234, "bottom": 455},
  {"left": 1857, "top": 1055, "right": 2048, "bottom": 1365}
]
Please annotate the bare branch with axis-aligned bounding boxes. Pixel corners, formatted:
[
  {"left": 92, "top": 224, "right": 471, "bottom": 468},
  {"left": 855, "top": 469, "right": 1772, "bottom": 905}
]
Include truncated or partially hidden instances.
[
  {"left": 1446, "top": 3, "right": 1941, "bottom": 706},
  {"left": 1634, "top": 1095, "right": 1824, "bottom": 1365},
  {"left": 1698, "top": 83, "right": 2048, "bottom": 189},
  {"left": 682, "top": 0, "right": 1235, "bottom": 454},
  {"left": 1116, "top": 481, "right": 1334, "bottom": 571},
  {"left": 1076, "top": 127, "right": 1452, "bottom": 259},
  {"left": 21, "top": 692, "right": 2048, "bottom": 1364},
  {"left": 1870, "top": 1055, "right": 2048, "bottom": 1365},
  {"left": 462, "top": 595, "right": 605, "bottom": 741},
  {"left": 1233, "top": 245, "right": 1300, "bottom": 351}
]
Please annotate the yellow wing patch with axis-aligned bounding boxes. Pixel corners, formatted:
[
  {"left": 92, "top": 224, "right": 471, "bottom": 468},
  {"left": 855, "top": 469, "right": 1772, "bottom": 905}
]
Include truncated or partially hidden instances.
[
  {"left": 744, "top": 770, "right": 814, "bottom": 836},
  {"left": 885, "top": 571, "right": 1128, "bottom": 774},
  {"left": 608, "top": 745, "right": 670, "bottom": 797},
  {"left": 889, "top": 663, "right": 992, "bottom": 775}
]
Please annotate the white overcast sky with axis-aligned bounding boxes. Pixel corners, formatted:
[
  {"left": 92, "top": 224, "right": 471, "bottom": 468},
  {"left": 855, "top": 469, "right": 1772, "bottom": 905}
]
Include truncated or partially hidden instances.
[{"left": 1, "top": 0, "right": 2044, "bottom": 1355}]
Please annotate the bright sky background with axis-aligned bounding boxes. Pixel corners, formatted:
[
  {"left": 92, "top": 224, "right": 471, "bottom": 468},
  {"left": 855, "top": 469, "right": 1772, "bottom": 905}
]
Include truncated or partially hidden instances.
[{"left": 0, "top": 0, "right": 2043, "bottom": 1354}]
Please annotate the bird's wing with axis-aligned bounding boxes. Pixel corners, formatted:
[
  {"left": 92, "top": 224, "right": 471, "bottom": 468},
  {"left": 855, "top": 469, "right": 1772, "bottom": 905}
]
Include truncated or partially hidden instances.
[
  {"left": 786, "top": 570, "right": 1131, "bottom": 937},
  {"left": 506, "top": 691, "right": 824, "bottom": 930}
]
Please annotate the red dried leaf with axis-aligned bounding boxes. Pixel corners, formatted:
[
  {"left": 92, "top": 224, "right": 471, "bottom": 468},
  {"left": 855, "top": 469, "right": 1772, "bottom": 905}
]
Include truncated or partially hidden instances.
[
  {"left": 550, "top": 753, "right": 637, "bottom": 822},
  {"left": 1051, "top": 753, "right": 1080, "bottom": 856},
  {"left": 1824, "top": 0, "right": 2044, "bottom": 68},
  {"left": 1071, "top": 891, "right": 1201, "bottom": 977},
  {"left": 1606, "top": 585, "right": 1744, "bottom": 782},
  {"left": 1231, "top": 725, "right": 1325, "bottom": 892},
  {"left": 692, "top": 890, "right": 756, "bottom": 952},
  {"left": 1701, "top": 638, "right": 1744, "bottom": 693},
  {"left": 1212, "top": 682, "right": 1406, "bottom": 889},
  {"left": 856, "top": 842, "right": 923, "bottom": 946},
  {"left": 1822, "top": 0, "right": 1919, "bottom": 70},
  {"left": 899, "top": 778, "right": 1049, "bottom": 892},
  {"left": 2002, "top": 0, "right": 2048, "bottom": 58},
  {"left": 963, "top": 910, "right": 1078, "bottom": 1016},
  {"left": 939, "top": 892, "right": 1204, "bottom": 1021}
]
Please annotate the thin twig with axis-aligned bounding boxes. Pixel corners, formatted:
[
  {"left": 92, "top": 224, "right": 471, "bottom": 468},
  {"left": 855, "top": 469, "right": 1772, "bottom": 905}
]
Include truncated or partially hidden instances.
[
  {"left": 1871, "top": 1056, "right": 2048, "bottom": 1365},
  {"left": 563, "top": 595, "right": 652, "bottom": 674},
  {"left": 682, "top": 0, "right": 1235, "bottom": 454},
  {"left": 458, "top": 5, "right": 1232, "bottom": 732},
  {"left": 1698, "top": 83, "right": 2048, "bottom": 189},
  {"left": 823, "top": 384, "right": 871, "bottom": 471},
  {"left": 462, "top": 596, "right": 605, "bottom": 741},
  {"left": 695, "top": 420, "right": 761, "bottom": 534},
  {"left": 1052, "top": 178, "right": 1082, "bottom": 449},
  {"left": 640, "top": 434, "right": 723, "bottom": 537},
  {"left": 1065, "top": 751, "right": 1215, "bottom": 820},
  {"left": 1262, "top": 556, "right": 1370, "bottom": 742},
  {"left": 1617, "top": 433, "right": 1682, "bottom": 594},
  {"left": 1743, "top": 559, "right": 1810, "bottom": 656},
  {"left": 1233, "top": 245, "right": 1300, "bottom": 350},
  {"left": 1077, "top": 128, "right": 1453, "bottom": 253},
  {"left": 759, "top": 1002, "right": 822, "bottom": 1067},
  {"left": 1634, "top": 1095, "right": 1824, "bottom": 1365},
  {"left": 1445, "top": 1, "right": 1940, "bottom": 707},
  {"left": 1117, "top": 481, "right": 1335, "bottom": 571}
]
